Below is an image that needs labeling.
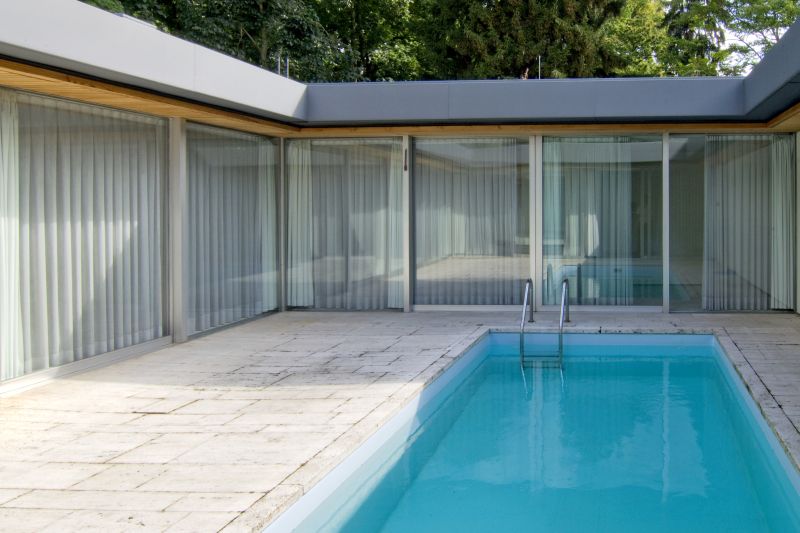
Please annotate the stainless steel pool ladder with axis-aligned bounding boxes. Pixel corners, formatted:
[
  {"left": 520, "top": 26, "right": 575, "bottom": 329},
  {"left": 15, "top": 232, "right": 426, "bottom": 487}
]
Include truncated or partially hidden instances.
[
  {"left": 558, "top": 279, "right": 570, "bottom": 360},
  {"left": 519, "top": 278, "right": 534, "bottom": 365}
]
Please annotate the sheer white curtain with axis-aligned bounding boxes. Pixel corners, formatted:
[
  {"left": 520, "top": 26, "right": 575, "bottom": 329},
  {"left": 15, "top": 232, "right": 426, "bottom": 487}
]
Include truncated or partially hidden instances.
[
  {"left": 771, "top": 135, "right": 795, "bottom": 309},
  {"left": 186, "top": 124, "right": 278, "bottom": 335},
  {"left": 287, "top": 138, "right": 403, "bottom": 309},
  {"left": 414, "top": 138, "right": 527, "bottom": 305},
  {"left": 287, "top": 139, "right": 314, "bottom": 307},
  {"left": 0, "top": 92, "right": 167, "bottom": 380},
  {"left": 0, "top": 90, "right": 22, "bottom": 380},
  {"left": 543, "top": 137, "right": 634, "bottom": 305},
  {"left": 703, "top": 135, "right": 795, "bottom": 311}
]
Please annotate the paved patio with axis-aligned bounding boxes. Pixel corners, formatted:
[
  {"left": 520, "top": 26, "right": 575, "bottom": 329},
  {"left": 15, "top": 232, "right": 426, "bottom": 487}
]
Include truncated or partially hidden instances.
[{"left": 0, "top": 310, "right": 799, "bottom": 532}]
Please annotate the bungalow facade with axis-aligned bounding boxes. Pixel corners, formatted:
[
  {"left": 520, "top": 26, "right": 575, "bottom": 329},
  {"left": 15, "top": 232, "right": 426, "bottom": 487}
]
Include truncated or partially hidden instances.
[{"left": 1, "top": 0, "right": 800, "bottom": 382}]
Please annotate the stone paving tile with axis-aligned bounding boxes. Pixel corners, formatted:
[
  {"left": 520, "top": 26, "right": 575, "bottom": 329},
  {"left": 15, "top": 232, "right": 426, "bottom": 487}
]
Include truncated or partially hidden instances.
[
  {"left": 0, "top": 310, "right": 798, "bottom": 532},
  {"left": 165, "top": 511, "right": 238, "bottom": 532},
  {"left": 7, "top": 490, "right": 183, "bottom": 511},
  {"left": 72, "top": 465, "right": 169, "bottom": 491},
  {"left": 0, "top": 509, "right": 72, "bottom": 532},
  {"left": 40, "top": 510, "right": 188, "bottom": 532},
  {"left": 0, "top": 462, "right": 109, "bottom": 490},
  {"left": 166, "top": 493, "right": 263, "bottom": 513},
  {"left": 109, "top": 434, "right": 218, "bottom": 465},
  {"left": 137, "top": 464, "right": 296, "bottom": 493},
  {"left": 0, "top": 490, "right": 29, "bottom": 506}
]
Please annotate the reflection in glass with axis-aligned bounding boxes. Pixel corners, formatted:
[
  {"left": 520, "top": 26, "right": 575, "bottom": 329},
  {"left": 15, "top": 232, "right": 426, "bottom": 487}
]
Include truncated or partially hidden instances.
[
  {"left": 186, "top": 124, "right": 278, "bottom": 335},
  {"left": 669, "top": 135, "right": 795, "bottom": 311},
  {"left": 413, "top": 138, "right": 529, "bottom": 305},
  {"left": 542, "top": 136, "right": 663, "bottom": 306},
  {"left": 286, "top": 138, "right": 403, "bottom": 310}
]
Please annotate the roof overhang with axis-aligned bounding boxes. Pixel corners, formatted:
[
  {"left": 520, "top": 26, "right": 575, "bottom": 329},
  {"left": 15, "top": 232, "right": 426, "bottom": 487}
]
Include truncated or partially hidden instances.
[{"left": 1, "top": 0, "right": 799, "bottom": 130}]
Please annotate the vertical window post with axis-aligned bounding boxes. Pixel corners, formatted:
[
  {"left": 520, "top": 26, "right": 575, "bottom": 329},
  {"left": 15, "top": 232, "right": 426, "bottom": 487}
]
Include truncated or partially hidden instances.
[
  {"left": 169, "top": 118, "right": 188, "bottom": 342},
  {"left": 528, "top": 135, "right": 537, "bottom": 311},
  {"left": 796, "top": 132, "right": 800, "bottom": 313},
  {"left": 403, "top": 135, "right": 412, "bottom": 312},
  {"left": 662, "top": 132, "right": 670, "bottom": 314},
  {"left": 533, "top": 135, "right": 544, "bottom": 311},
  {"left": 279, "top": 137, "right": 287, "bottom": 312}
]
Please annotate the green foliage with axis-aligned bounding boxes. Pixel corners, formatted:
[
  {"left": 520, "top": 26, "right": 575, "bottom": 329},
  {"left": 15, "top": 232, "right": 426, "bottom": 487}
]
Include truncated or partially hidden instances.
[
  {"left": 661, "top": 0, "right": 730, "bottom": 75},
  {"left": 724, "top": 0, "right": 800, "bottom": 74},
  {"left": 411, "top": 0, "right": 626, "bottom": 79},
  {"left": 78, "top": 0, "right": 800, "bottom": 81},
  {"left": 605, "top": 0, "right": 669, "bottom": 76},
  {"left": 313, "top": 0, "right": 420, "bottom": 81},
  {"left": 82, "top": 0, "right": 124, "bottom": 11}
]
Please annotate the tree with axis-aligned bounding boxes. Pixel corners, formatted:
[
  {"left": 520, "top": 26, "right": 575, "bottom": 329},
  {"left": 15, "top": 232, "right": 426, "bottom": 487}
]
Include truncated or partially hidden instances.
[
  {"left": 81, "top": 0, "right": 800, "bottom": 80},
  {"left": 412, "top": 0, "right": 626, "bottom": 80},
  {"left": 605, "top": 0, "right": 670, "bottom": 76},
  {"left": 662, "top": 0, "right": 730, "bottom": 76},
  {"left": 83, "top": 0, "right": 124, "bottom": 11},
  {"left": 176, "top": 0, "right": 353, "bottom": 82},
  {"left": 313, "top": 0, "right": 420, "bottom": 81},
  {"left": 85, "top": 0, "right": 353, "bottom": 82},
  {"left": 724, "top": 0, "right": 800, "bottom": 74}
]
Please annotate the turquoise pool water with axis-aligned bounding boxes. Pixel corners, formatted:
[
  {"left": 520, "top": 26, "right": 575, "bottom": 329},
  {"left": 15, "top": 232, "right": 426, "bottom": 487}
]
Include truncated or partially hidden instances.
[{"left": 284, "top": 334, "right": 800, "bottom": 532}]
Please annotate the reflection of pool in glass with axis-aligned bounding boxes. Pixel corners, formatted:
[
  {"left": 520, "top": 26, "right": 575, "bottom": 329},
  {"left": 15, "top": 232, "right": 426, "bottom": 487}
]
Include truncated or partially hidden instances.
[
  {"left": 272, "top": 334, "right": 800, "bottom": 533},
  {"left": 544, "top": 264, "right": 665, "bottom": 305}
]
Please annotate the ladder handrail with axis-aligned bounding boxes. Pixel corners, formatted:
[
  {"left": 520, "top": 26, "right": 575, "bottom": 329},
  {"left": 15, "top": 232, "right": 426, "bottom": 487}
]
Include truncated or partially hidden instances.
[
  {"left": 520, "top": 278, "right": 533, "bottom": 365},
  {"left": 558, "top": 279, "right": 570, "bottom": 357}
]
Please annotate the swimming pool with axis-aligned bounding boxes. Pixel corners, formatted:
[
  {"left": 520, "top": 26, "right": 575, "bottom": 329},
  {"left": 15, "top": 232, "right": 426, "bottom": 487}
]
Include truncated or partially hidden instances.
[{"left": 268, "top": 333, "right": 800, "bottom": 532}]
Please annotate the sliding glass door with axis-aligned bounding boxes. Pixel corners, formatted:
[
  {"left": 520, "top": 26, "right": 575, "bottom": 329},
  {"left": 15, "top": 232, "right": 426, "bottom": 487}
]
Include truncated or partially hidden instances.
[
  {"left": 413, "top": 137, "right": 529, "bottom": 305},
  {"left": 542, "top": 136, "right": 663, "bottom": 306},
  {"left": 669, "top": 134, "right": 795, "bottom": 311},
  {"left": 286, "top": 138, "right": 403, "bottom": 310},
  {"left": 186, "top": 124, "right": 278, "bottom": 335}
]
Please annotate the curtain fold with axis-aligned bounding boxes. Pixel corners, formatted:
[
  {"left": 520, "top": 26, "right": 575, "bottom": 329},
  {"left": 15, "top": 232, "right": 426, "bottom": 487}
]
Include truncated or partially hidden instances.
[
  {"left": 413, "top": 138, "right": 527, "bottom": 305},
  {"left": 770, "top": 135, "right": 795, "bottom": 310},
  {"left": 8, "top": 93, "right": 167, "bottom": 378},
  {"left": 387, "top": 142, "right": 404, "bottom": 308},
  {"left": 287, "top": 138, "right": 403, "bottom": 310},
  {"left": 703, "top": 134, "right": 795, "bottom": 311},
  {"left": 260, "top": 141, "right": 278, "bottom": 312},
  {"left": 287, "top": 139, "right": 314, "bottom": 307},
  {"left": 0, "top": 90, "right": 23, "bottom": 380},
  {"left": 543, "top": 137, "right": 635, "bottom": 305},
  {"left": 186, "top": 124, "right": 278, "bottom": 335}
]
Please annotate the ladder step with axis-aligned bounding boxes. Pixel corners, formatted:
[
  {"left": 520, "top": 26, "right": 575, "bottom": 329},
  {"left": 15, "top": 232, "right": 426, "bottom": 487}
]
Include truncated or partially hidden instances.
[{"left": 521, "top": 355, "right": 562, "bottom": 368}]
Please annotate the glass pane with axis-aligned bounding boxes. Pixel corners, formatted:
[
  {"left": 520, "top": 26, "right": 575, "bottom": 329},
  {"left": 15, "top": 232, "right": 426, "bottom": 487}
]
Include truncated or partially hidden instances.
[
  {"left": 1, "top": 90, "right": 168, "bottom": 380},
  {"left": 542, "top": 136, "right": 662, "bottom": 306},
  {"left": 670, "top": 134, "right": 795, "bottom": 311},
  {"left": 286, "top": 138, "right": 403, "bottom": 310},
  {"left": 186, "top": 124, "right": 278, "bottom": 335},
  {"left": 413, "top": 138, "right": 529, "bottom": 305}
]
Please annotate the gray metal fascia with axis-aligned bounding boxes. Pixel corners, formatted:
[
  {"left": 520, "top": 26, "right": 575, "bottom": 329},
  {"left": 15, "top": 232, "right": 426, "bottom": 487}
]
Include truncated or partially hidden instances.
[
  {"left": 0, "top": 0, "right": 308, "bottom": 122},
  {"left": 742, "top": 17, "right": 800, "bottom": 120},
  {"left": 303, "top": 77, "right": 746, "bottom": 125}
]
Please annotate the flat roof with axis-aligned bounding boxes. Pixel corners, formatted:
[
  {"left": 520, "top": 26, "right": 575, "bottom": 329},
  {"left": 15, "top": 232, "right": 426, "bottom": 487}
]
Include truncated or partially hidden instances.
[{"left": 1, "top": 0, "right": 799, "bottom": 127}]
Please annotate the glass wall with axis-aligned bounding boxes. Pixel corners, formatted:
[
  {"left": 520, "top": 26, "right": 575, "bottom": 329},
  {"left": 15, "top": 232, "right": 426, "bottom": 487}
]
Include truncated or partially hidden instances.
[
  {"left": 670, "top": 134, "right": 795, "bottom": 311},
  {"left": 186, "top": 124, "right": 278, "bottom": 335},
  {"left": 286, "top": 138, "right": 403, "bottom": 310},
  {"left": 542, "top": 136, "right": 663, "bottom": 306},
  {"left": 0, "top": 90, "right": 168, "bottom": 380},
  {"left": 413, "top": 138, "right": 529, "bottom": 305}
]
